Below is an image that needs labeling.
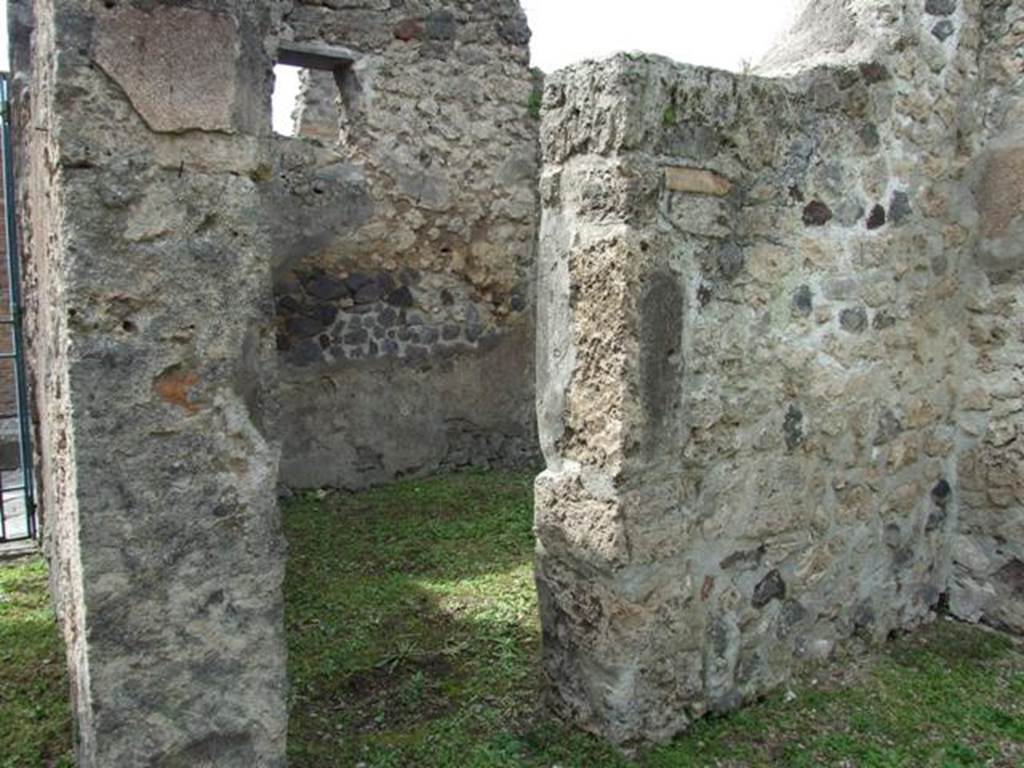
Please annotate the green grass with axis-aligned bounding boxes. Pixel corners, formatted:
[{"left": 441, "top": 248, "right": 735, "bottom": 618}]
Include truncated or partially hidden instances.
[
  {"left": 0, "top": 557, "right": 73, "bottom": 768},
  {"left": 3, "top": 470, "right": 1023, "bottom": 767},
  {"left": 284, "top": 470, "right": 1024, "bottom": 767}
]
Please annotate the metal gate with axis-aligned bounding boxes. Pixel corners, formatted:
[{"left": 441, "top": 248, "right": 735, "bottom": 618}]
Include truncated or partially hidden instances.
[{"left": 0, "top": 73, "right": 36, "bottom": 544}]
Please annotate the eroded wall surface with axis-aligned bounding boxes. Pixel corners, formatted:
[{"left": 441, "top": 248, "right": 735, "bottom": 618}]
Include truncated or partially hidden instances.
[
  {"left": 12, "top": 1, "right": 287, "bottom": 765},
  {"left": 535, "top": 0, "right": 1021, "bottom": 746},
  {"left": 951, "top": 0, "right": 1024, "bottom": 632},
  {"left": 268, "top": 0, "right": 540, "bottom": 488}
]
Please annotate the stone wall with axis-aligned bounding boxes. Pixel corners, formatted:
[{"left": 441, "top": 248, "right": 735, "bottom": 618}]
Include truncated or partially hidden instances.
[
  {"left": 11, "top": 1, "right": 287, "bottom": 765},
  {"left": 950, "top": 0, "right": 1024, "bottom": 633},
  {"left": 534, "top": 0, "right": 1019, "bottom": 746},
  {"left": 9, "top": 0, "right": 1023, "bottom": 763},
  {"left": 268, "top": 0, "right": 540, "bottom": 489}
]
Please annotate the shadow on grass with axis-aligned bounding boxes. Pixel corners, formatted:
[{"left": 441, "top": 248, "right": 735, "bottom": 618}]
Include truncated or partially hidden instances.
[
  {"left": 2, "top": 471, "right": 1022, "bottom": 768},
  {"left": 282, "top": 469, "right": 569, "bottom": 767},
  {"left": 282, "top": 469, "right": 1024, "bottom": 768}
]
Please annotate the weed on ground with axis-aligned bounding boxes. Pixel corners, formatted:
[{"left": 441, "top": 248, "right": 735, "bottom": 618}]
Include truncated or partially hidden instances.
[{"left": 283, "top": 470, "right": 1024, "bottom": 767}]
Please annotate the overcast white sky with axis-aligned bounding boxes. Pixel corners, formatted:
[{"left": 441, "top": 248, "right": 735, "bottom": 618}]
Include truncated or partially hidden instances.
[
  {"left": 0, "top": 1, "right": 797, "bottom": 130},
  {"left": 274, "top": 1, "right": 797, "bottom": 133},
  {"left": 520, "top": 0, "right": 798, "bottom": 73}
]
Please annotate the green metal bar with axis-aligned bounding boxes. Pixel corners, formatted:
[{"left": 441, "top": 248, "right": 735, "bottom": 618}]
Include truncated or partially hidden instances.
[{"left": 0, "top": 74, "right": 37, "bottom": 541}]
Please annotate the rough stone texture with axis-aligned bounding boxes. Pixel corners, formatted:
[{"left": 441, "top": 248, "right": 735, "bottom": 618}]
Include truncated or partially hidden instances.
[
  {"left": 11, "top": 1, "right": 286, "bottom": 765},
  {"left": 950, "top": 0, "right": 1024, "bottom": 634},
  {"left": 535, "top": 0, "right": 1020, "bottom": 747},
  {"left": 94, "top": 6, "right": 242, "bottom": 134},
  {"left": 292, "top": 69, "right": 342, "bottom": 142},
  {"left": 269, "top": 0, "right": 540, "bottom": 488},
  {"left": 8, "top": 0, "right": 1024, "bottom": 762}
]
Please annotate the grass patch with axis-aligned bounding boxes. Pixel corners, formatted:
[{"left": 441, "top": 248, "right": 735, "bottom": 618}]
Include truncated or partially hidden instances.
[
  {"left": 3, "top": 471, "right": 1022, "bottom": 767},
  {"left": 285, "top": 469, "right": 1024, "bottom": 767},
  {"left": 0, "top": 556, "right": 73, "bottom": 768}
]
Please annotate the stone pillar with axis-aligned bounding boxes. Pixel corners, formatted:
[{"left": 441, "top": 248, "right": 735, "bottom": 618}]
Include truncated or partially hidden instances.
[
  {"left": 950, "top": 0, "right": 1024, "bottom": 633},
  {"left": 534, "top": 0, "right": 983, "bottom": 739},
  {"left": 534, "top": 60, "right": 699, "bottom": 746},
  {"left": 12, "top": 2, "right": 287, "bottom": 765}
]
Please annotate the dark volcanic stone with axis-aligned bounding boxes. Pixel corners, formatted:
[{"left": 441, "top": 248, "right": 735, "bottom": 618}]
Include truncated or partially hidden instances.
[
  {"left": 889, "top": 190, "right": 912, "bottom": 224},
  {"left": 792, "top": 285, "right": 813, "bottom": 317},
  {"left": 697, "top": 284, "right": 713, "bottom": 307},
  {"left": 753, "top": 570, "right": 786, "bottom": 608},
  {"left": 802, "top": 200, "right": 833, "bottom": 226},
  {"left": 925, "top": 0, "right": 955, "bottom": 16},
  {"left": 354, "top": 282, "right": 386, "bottom": 304},
  {"left": 783, "top": 404, "right": 804, "bottom": 451},
  {"left": 386, "top": 286, "right": 415, "bottom": 308},
  {"left": 720, "top": 545, "right": 766, "bottom": 571},
  {"left": 932, "top": 20, "right": 955, "bottom": 41},
  {"left": 425, "top": 10, "right": 456, "bottom": 40},
  {"left": 277, "top": 294, "right": 301, "bottom": 313},
  {"left": 931, "top": 479, "right": 952, "bottom": 505},
  {"left": 287, "top": 316, "right": 325, "bottom": 338},
  {"left": 442, "top": 324, "right": 461, "bottom": 341},
  {"left": 718, "top": 243, "right": 745, "bottom": 280},
  {"left": 866, "top": 204, "right": 887, "bottom": 230},
  {"left": 311, "top": 304, "right": 338, "bottom": 326},
  {"left": 344, "top": 272, "right": 372, "bottom": 293},
  {"left": 839, "top": 306, "right": 868, "bottom": 333},
  {"left": 303, "top": 273, "right": 348, "bottom": 301},
  {"left": 875, "top": 408, "right": 903, "bottom": 445},
  {"left": 343, "top": 328, "right": 368, "bottom": 345},
  {"left": 497, "top": 14, "right": 531, "bottom": 45},
  {"left": 859, "top": 61, "right": 891, "bottom": 84}
]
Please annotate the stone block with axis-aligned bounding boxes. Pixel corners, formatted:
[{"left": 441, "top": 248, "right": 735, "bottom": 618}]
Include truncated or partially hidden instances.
[
  {"left": 664, "top": 166, "right": 732, "bottom": 196},
  {"left": 94, "top": 6, "right": 241, "bottom": 133}
]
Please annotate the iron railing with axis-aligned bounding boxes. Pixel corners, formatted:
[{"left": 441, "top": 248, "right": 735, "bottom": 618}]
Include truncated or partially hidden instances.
[{"left": 0, "top": 73, "right": 36, "bottom": 544}]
